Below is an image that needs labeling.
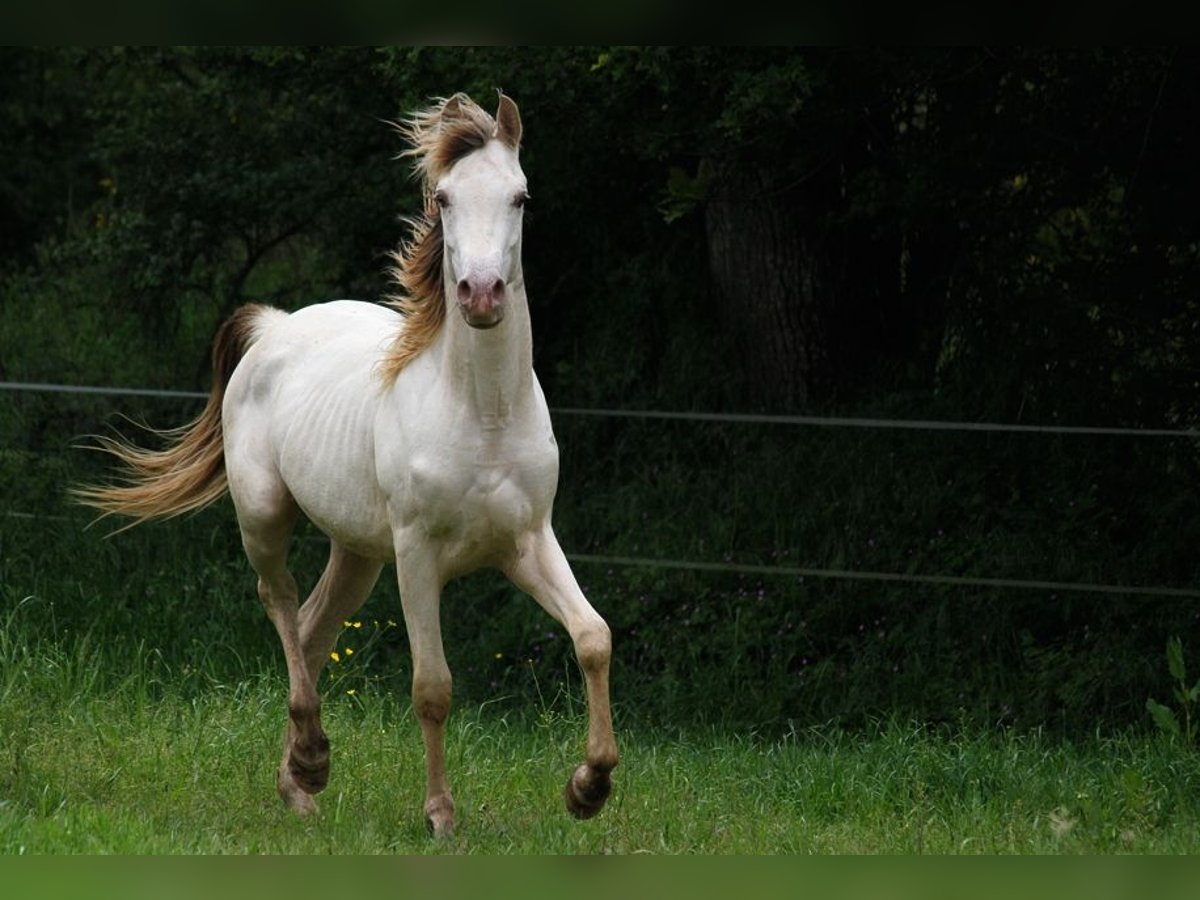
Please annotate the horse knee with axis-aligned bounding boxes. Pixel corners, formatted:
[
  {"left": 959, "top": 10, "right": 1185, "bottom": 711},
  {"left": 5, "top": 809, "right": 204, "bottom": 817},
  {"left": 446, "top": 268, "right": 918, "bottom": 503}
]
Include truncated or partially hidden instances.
[
  {"left": 574, "top": 620, "right": 611, "bottom": 674},
  {"left": 413, "top": 672, "right": 452, "bottom": 725}
]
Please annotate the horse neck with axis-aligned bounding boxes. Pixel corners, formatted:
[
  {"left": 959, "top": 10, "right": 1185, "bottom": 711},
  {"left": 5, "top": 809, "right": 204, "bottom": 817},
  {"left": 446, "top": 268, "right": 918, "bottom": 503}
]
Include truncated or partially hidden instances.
[{"left": 436, "top": 270, "right": 534, "bottom": 421}]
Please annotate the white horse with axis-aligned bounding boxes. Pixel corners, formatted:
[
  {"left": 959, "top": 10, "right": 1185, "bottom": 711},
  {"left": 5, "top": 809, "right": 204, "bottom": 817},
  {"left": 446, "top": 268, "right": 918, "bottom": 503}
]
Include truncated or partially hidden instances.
[{"left": 77, "top": 92, "right": 618, "bottom": 837}]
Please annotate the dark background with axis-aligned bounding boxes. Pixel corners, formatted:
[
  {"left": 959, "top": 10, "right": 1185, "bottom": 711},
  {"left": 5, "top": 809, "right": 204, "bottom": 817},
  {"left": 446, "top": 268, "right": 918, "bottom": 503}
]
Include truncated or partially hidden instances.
[{"left": 2, "top": 47, "right": 1199, "bottom": 734}]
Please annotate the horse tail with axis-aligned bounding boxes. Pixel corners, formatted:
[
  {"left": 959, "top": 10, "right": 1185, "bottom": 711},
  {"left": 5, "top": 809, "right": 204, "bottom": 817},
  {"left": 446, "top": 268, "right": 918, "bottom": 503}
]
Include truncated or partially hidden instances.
[{"left": 74, "top": 303, "right": 278, "bottom": 530}]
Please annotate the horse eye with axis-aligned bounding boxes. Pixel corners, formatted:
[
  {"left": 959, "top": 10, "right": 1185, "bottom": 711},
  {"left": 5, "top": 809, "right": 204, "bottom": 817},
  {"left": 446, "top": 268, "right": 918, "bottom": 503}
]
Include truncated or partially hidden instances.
[
  {"left": 434, "top": 190, "right": 449, "bottom": 209},
  {"left": 513, "top": 191, "right": 529, "bottom": 209}
]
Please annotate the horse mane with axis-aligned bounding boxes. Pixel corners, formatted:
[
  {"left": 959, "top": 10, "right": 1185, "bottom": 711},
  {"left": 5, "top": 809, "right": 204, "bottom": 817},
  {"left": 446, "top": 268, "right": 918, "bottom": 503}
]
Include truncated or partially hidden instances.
[{"left": 379, "top": 94, "right": 499, "bottom": 386}]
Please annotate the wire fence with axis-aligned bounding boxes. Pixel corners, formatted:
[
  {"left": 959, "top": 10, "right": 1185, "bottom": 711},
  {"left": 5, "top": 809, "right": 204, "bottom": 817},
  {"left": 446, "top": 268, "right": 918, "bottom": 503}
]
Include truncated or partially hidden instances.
[
  {"left": 6, "top": 380, "right": 1200, "bottom": 437},
  {"left": 4, "top": 378, "right": 1199, "bottom": 600}
]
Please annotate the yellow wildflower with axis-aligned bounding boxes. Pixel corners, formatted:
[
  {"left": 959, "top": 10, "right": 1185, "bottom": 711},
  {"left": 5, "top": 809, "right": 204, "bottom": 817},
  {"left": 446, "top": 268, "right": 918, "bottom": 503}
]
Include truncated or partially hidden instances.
[{"left": 330, "top": 651, "right": 340, "bottom": 663}]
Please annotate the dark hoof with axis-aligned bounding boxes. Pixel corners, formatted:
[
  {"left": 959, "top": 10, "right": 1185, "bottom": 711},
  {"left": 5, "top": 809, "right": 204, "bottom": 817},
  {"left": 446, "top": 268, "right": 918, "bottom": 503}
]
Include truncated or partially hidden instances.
[{"left": 565, "top": 764, "right": 612, "bottom": 819}]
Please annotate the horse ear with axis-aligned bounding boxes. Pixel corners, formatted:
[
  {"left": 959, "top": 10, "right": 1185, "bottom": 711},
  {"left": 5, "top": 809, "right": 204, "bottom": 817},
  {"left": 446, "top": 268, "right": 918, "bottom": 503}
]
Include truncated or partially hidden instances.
[
  {"left": 442, "top": 93, "right": 465, "bottom": 121},
  {"left": 495, "top": 92, "right": 522, "bottom": 150}
]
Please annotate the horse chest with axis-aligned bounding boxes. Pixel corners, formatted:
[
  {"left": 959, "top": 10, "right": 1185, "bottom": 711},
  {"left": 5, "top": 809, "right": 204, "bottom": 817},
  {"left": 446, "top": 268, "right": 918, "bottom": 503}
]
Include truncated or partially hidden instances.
[{"left": 396, "top": 440, "right": 557, "bottom": 563}]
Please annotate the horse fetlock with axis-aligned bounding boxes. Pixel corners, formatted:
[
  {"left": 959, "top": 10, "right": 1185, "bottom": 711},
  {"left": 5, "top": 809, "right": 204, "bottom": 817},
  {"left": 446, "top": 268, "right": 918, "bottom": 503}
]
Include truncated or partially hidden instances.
[
  {"left": 564, "top": 763, "right": 612, "bottom": 820},
  {"left": 590, "top": 745, "right": 620, "bottom": 774},
  {"left": 287, "top": 731, "right": 331, "bottom": 794}
]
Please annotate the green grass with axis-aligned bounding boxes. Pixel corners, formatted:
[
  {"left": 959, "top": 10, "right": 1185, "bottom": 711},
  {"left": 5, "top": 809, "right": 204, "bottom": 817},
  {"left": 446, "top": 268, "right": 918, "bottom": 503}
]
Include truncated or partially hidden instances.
[
  {"left": 4, "top": 619, "right": 1200, "bottom": 854},
  {"left": 6, "top": 395, "right": 1200, "bottom": 854}
]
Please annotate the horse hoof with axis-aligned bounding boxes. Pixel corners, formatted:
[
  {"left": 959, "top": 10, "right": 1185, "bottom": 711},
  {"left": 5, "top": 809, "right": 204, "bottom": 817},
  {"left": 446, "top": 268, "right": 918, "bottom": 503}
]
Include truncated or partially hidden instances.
[
  {"left": 424, "top": 797, "right": 455, "bottom": 839},
  {"left": 425, "top": 814, "right": 455, "bottom": 840},
  {"left": 565, "top": 764, "right": 611, "bottom": 819},
  {"left": 277, "top": 768, "right": 319, "bottom": 817}
]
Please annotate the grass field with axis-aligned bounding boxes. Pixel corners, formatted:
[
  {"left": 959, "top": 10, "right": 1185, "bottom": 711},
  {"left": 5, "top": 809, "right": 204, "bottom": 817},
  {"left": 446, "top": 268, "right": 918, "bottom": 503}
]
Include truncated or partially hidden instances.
[
  {"left": 3, "top": 615, "right": 1200, "bottom": 855},
  {"left": 4, "top": 400, "right": 1200, "bottom": 856}
]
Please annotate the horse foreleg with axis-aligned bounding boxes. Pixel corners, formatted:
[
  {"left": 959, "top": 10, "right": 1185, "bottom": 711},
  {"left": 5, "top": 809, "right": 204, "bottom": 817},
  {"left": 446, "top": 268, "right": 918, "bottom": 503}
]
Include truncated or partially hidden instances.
[
  {"left": 395, "top": 547, "right": 455, "bottom": 838},
  {"left": 506, "top": 528, "right": 619, "bottom": 819}
]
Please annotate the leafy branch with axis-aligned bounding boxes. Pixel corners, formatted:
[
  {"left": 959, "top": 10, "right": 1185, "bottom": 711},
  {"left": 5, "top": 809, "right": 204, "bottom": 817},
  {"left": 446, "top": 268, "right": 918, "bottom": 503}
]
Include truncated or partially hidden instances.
[{"left": 1147, "top": 636, "right": 1200, "bottom": 744}]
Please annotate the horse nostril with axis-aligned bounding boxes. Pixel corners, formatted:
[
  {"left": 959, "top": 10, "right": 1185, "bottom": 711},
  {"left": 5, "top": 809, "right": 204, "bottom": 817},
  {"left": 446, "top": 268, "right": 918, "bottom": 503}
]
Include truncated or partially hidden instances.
[
  {"left": 491, "top": 279, "right": 506, "bottom": 301},
  {"left": 457, "top": 279, "right": 471, "bottom": 305}
]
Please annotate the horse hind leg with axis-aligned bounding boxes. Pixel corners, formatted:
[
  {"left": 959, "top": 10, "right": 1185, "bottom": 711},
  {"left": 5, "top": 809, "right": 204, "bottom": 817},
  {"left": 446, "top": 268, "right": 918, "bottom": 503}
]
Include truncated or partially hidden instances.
[
  {"left": 234, "top": 487, "right": 329, "bottom": 816},
  {"left": 272, "top": 542, "right": 384, "bottom": 807},
  {"left": 297, "top": 543, "right": 384, "bottom": 683},
  {"left": 258, "top": 541, "right": 384, "bottom": 813}
]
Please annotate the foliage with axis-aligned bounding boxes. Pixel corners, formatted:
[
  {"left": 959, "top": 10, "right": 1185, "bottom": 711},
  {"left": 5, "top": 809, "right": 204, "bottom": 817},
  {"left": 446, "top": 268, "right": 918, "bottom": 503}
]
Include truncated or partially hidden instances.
[
  {"left": 1146, "top": 637, "right": 1200, "bottom": 744},
  {"left": 7, "top": 48, "right": 1199, "bottom": 415}
]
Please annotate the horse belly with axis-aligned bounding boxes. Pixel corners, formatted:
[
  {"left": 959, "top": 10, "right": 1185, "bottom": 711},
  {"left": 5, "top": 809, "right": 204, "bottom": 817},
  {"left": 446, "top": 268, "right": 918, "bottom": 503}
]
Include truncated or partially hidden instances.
[
  {"left": 291, "top": 476, "right": 394, "bottom": 560},
  {"left": 277, "top": 424, "right": 394, "bottom": 560}
]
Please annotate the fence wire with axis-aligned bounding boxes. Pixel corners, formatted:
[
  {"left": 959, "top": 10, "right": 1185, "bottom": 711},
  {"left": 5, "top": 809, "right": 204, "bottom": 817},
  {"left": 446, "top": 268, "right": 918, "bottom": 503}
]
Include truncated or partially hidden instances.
[
  {"left": 4, "top": 379, "right": 1198, "bottom": 599},
  {"left": 5, "top": 380, "right": 1200, "bottom": 438}
]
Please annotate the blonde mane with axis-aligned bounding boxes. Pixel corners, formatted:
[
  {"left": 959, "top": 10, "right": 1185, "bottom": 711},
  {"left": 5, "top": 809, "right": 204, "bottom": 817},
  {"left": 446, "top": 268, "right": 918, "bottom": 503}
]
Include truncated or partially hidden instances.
[{"left": 379, "top": 94, "right": 500, "bottom": 385}]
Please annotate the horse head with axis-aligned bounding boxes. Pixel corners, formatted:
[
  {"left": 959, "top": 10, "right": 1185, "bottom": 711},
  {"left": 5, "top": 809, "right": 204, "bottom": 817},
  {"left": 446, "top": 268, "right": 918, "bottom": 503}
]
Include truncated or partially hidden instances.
[{"left": 431, "top": 93, "right": 527, "bottom": 330}]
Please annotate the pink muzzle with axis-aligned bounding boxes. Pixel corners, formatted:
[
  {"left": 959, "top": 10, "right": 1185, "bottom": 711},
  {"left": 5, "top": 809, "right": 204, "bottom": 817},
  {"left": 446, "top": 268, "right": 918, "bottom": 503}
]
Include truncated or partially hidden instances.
[{"left": 456, "top": 275, "right": 506, "bottom": 329}]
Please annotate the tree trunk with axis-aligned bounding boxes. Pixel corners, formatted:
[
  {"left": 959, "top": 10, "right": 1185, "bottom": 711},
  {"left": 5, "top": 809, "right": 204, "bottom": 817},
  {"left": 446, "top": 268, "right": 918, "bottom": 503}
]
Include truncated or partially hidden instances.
[{"left": 705, "top": 168, "right": 828, "bottom": 410}]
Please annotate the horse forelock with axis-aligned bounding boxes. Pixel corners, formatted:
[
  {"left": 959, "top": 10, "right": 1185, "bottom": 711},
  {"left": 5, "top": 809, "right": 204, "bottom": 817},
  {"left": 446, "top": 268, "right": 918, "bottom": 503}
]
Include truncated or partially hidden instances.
[
  {"left": 381, "top": 95, "right": 498, "bottom": 386},
  {"left": 400, "top": 93, "right": 498, "bottom": 189}
]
